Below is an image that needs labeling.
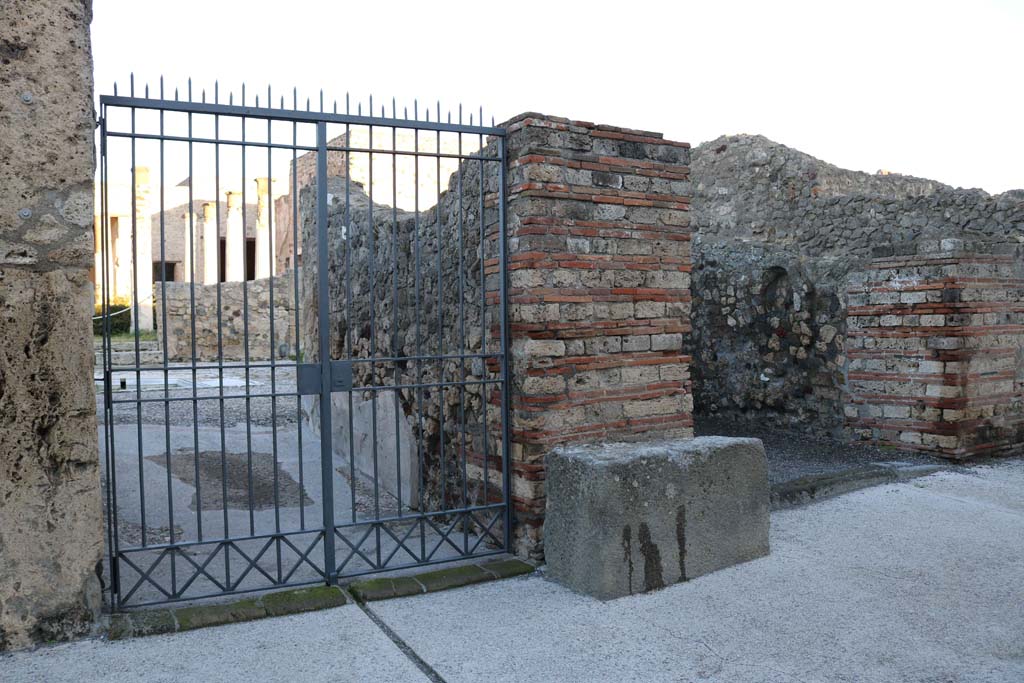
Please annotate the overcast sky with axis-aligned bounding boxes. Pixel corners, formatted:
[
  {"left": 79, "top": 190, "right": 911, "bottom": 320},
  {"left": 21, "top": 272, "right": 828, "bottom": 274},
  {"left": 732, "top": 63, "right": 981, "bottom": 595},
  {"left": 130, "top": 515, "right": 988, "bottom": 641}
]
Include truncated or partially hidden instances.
[{"left": 92, "top": 0, "right": 1023, "bottom": 194}]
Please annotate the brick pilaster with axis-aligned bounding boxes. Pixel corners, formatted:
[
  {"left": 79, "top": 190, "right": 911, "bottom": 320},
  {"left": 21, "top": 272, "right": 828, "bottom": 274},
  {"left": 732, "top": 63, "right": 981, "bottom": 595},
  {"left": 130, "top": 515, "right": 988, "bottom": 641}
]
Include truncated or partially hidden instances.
[
  {"left": 501, "top": 113, "right": 693, "bottom": 557},
  {"left": 845, "top": 240, "right": 1024, "bottom": 458}
]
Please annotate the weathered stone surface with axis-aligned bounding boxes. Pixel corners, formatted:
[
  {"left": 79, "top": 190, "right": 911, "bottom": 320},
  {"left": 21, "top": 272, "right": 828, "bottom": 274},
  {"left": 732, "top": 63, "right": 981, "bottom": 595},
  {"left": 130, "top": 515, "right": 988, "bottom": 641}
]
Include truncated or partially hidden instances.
[
  {"left": 688, "top": 134, "right": 1024, "bottom": 450},
  {"left": 0, "top": 0, "right": 101, "bottom": 652},
  {"left": 544, "top": 437, "right": 769, "bottom": 600}
]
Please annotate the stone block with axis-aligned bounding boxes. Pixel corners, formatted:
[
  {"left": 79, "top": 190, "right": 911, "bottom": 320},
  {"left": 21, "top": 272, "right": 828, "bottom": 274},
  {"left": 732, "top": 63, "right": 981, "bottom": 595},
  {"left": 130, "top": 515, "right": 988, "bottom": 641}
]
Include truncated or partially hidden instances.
[{"left": 544, "top": 437, "right": 769, "bottom": 600}]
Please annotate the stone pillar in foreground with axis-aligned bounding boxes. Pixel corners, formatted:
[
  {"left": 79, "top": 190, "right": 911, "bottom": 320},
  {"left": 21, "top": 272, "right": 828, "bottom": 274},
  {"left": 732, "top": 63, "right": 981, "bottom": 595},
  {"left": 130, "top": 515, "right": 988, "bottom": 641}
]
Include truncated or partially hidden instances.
[
  {"left": 503, "top": 114, "right": 694, "bottom": 559},
  {"left": 0, "top": 0, "right": 102, "bottom": 650},
  {"left": 132, "top": 166, "right": 154, "bottom": 330},
  {"left": 254, "top": 177, "right": 273, "bottom": 279},
  {"left": 201, "top": 201, "right": 218, "bottom": 284},
  {"left": 224, "top": 190, "right": 245, "bottom": 282}
]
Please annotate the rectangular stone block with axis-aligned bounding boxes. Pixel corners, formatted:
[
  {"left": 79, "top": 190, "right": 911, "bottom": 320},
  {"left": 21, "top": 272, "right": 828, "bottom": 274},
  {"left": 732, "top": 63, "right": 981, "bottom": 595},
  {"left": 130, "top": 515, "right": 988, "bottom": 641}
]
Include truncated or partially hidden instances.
[{"left": 544, "top": 437, "right": 769, "bottom": 600}]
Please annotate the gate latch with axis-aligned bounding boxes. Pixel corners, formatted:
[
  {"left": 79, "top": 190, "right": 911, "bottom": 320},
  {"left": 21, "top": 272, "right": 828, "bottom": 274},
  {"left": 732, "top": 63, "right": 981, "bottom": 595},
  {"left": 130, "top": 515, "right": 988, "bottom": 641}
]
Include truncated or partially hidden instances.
[{"left": 296, "top": 360, "right": 353, "bottom": 395}]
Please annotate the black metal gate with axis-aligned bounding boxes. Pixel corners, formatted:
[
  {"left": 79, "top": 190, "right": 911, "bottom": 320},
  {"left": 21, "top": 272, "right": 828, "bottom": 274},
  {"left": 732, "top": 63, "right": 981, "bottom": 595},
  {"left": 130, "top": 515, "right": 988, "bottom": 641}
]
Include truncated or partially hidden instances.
[{"left": 97, "top": 79, "right": 511, "bottom": 609}]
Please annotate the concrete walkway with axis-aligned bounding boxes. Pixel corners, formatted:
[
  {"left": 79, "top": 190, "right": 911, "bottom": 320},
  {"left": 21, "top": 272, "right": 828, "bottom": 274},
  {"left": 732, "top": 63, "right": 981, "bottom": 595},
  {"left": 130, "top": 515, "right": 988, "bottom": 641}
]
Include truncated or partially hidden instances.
[{"left": 5, "top": 460, "right": 1023, "bottom": 682}]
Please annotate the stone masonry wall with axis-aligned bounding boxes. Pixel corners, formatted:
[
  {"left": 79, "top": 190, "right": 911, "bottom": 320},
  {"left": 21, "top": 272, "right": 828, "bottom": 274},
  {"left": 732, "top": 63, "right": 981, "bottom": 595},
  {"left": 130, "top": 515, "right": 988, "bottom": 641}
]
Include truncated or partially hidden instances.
[
  {"left": 0, "top": 0, "right": 103, "bottom": 651},
  {"left": 300, "top": 113, "right": 693, "bottom": 559},
  {"left": 504, "top": 114, "right": 693, "bottom": 557},
  {"left": 690, "top": 134, "right": 1024, "bottom": 446},
  {"left": 846, "top": 240, "right": 1024, "bottom": 457},
  {"left": 155, "top": 272, "right": 298, "bottom": 362}
]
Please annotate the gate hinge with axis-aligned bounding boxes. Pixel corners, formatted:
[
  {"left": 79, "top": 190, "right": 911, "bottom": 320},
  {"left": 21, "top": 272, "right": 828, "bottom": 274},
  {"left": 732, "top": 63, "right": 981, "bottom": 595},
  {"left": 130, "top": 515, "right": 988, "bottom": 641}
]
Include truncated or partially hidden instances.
[{"left": 296, "top": 360, "right": 353, "bottom": 395}]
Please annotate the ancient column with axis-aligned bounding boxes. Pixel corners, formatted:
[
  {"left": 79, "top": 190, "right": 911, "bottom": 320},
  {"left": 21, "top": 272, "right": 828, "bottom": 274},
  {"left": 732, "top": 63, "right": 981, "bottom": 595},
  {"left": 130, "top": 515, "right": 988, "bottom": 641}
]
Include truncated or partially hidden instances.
[
  {"left": 254, "top": 177, "right": 273, "bottom": 279},
  {"left": 182, "top": 208, "right": 195, "bottom": 283},
  {"left": 224, "top": 190, "right": 245, "bottom": 282},
  {"left": 201, "top": 201, "right": 218, "bottom": 284},
  {"left": 132, "top": 166, "right": 154, "bottom": 331}
]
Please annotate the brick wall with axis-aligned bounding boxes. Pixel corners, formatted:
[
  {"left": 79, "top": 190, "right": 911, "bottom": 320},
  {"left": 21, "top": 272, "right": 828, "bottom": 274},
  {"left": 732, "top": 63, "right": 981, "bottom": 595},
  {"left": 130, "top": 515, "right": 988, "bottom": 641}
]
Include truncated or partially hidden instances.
[
  {"left": 845, "top": 240, "right": 1024, "bottom": 458},
  {"left": 503, "top": 114, "right": 693, "bottom": 557}
]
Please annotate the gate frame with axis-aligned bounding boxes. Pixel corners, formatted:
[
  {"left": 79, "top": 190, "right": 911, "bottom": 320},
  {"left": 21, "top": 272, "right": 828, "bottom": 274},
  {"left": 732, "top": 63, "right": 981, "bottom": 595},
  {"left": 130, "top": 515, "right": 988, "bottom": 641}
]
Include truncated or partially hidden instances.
[{"left": 97, "top": 87, "right": 513, "bottom": 609}]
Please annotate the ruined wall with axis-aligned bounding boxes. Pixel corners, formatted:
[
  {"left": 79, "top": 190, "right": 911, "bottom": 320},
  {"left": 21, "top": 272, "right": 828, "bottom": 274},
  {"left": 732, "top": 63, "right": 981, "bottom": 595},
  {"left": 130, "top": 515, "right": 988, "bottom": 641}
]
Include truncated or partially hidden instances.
[
  {"left": 301, "top": 113, "right": 694, "bottom": 558},
  {"left": 300, "top": 141, "right": 503, "bottom": 516},
  {"left": 0, "top": 0, "right": 103, "bottom": 651},
  {"left": 155, "top": 272, "right": 298, "bottom": 362},
  {"left": 690, "top": 134, "right": 1024, "bottom": 441}
]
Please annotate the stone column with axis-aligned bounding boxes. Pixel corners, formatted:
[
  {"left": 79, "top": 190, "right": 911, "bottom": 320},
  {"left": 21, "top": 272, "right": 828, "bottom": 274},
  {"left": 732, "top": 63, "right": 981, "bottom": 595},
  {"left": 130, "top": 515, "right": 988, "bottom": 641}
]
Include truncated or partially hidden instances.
[
  {"left": 503, "top": 114, "right": 694, "bottom": 559},
  {"left": 254, "top": 177, "right": 273, "bottom": 278},
  {"left": 182, "top": 208, "right": 195, "bottom": 283},
  {"left": 0, "top": 0, "right": 102, "bottom": 650},
  {"left": 224, "top": 190, "right": 245, "bottom": 282},
  {"left": 201, "top": 201, "right": 218, "bottom": 284},
  {"left": 132, "top": 166, "right": 154, "bottom": 331}
]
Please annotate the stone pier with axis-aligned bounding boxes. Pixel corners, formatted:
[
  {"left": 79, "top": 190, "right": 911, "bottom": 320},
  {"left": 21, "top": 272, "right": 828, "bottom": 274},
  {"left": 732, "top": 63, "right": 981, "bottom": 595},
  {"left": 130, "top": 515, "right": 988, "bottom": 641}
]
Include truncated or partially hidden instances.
[
  {"left": 202, "top": 201, "right": 218, "bottom": 284},
  {"left": 254, "top": 177, "right": 274, "bottom": 279},
  {"left": 225, "top": 190, "right": 245, "bottom": 282}
]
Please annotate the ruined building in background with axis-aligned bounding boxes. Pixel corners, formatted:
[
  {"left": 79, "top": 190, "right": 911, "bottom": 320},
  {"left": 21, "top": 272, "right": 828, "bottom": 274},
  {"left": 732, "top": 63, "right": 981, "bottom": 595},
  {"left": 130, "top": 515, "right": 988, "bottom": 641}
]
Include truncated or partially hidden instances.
[{"left": 688, "top": 134, "right": 1024, "bottom": 458}]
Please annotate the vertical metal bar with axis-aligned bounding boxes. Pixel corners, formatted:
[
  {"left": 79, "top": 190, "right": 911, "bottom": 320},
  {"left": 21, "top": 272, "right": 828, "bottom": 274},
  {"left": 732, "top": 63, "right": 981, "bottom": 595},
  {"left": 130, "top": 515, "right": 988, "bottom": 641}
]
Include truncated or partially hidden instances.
[
  {"left": 267, "top": 112, "right": 282, "bottom": 585},
  {"left": 436, "top": 125, "right": 446, "bottom": 515},
  {"left": 344, "top": 115, "right": 357, "bottom": 525},
  {"left": 291, "top": 96, "right": 304, "bottom": 531},
  {"left": 100, "top": 108, "right": 122, "bottom": 607},
  {"left": 187, "top": 91, "right": 203, "bottom": 543},
  {"left": 478, "top": 132, "right": 488, "bottom": 510},
  {"left": 391, "top": 122, "right": 402, "bottom": 518},
  {"left": 457, "top": 130, "right": 469, "bottom": 554},
  {"left": 316, "top": 122, "right": 338, "bottom": 583},
  {"left": 214, "top": 88, "right": 231, "bottom": 587},
  {"left": 157, "top": 92, "right": 177, "bottom": 596},
  {"left": 498, "top": 134, "right": 513, "bottom": 552},
  {"left": 241, "top": 113, "right": 256, "bottom": 536},
  {"left": 368, "top": 123, "right": 382, "bottom": 568},
  {"left": 129, "top": 94, "right": 147, "bottom": 548},
  {"left": 413, "top": 119, "right": 426, "bottom": 561}
]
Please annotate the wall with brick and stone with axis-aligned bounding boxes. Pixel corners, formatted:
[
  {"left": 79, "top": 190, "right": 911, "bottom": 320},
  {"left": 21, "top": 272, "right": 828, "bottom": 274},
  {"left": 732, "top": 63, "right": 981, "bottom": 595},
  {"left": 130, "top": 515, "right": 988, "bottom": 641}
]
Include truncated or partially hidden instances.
[
  {"left": 155, "top": 272, "right": 298, "bottom": 362},
  {"left": 300, "top": 113, "right": 693, "bottom": 559},
  {"left": 0, "top": 0, "right": 103, "bottom": 651},
  {"left": 503, "top": 114, "right": 693, "bottom": 557},
  {"left": 845, "top": 240, "right": 1024, "bottom": 458},
  {"left": 689, "top": 133, "right": 1024, "bottom": 450}
]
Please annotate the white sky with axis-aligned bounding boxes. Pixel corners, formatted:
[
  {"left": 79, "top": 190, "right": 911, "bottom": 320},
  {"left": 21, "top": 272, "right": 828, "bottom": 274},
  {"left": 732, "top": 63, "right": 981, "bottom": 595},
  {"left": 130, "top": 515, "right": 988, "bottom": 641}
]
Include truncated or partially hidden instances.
[{"left": 92, "top": 0, "right": 1023, "bottom": 194}]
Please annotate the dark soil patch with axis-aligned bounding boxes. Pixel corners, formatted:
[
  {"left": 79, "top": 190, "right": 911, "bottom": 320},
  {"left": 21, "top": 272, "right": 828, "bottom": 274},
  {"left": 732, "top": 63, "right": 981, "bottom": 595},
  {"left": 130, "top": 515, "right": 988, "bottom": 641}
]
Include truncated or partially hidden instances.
[{"left": 147, "top": 450, "right": 312, "bottom": 511}]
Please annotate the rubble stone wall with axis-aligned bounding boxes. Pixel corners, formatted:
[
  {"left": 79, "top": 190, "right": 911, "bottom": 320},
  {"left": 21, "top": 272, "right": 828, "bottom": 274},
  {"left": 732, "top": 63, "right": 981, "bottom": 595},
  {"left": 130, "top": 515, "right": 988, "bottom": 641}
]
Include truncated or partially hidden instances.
[
  {"left": 690, "top": 134, "right": 1024, "bottom": 446},
  {"left": 155, "top": 273, "right": 298, "bottom": 362},
  {"left": 0, "top": 0, "right": 103, "bottom": 651}
]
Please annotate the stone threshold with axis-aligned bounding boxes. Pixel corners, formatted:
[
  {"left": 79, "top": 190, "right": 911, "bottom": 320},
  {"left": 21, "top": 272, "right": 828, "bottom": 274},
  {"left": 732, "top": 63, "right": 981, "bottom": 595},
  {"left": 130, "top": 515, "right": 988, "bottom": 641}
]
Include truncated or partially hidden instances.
[
  {"left": 106, "top": 558, "right": 534, "bottom": 641},
  {"left": 770, "top": 463, "right": 946, "bottom": 510}
]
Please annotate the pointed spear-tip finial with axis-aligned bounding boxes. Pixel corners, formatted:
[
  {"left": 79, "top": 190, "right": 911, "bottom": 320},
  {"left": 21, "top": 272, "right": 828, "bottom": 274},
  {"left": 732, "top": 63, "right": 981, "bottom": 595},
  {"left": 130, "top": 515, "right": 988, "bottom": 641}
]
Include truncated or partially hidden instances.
[
  {"left": 414, "top": 99, "right": 418, "bottom": 120},
  {"left": 293, "top": 86, "right": 297, "bottom": 109},
  {"left": 175, "top": 87, "right": 179, "bottom": 101},
  {"left": 459, "top": 103, "right": 463, "bottom": 124},
  {"left": 306, "top": 97, "right": 310, "bottom": 111},
  {"left": 492, "top": 115, "right": 495, "bottom": 127},
  {"left": 202, "top": 88, "right": 206, "bottom": 104},
  {"left": 346, "top": 92, "right": 350, "bottom": 115},
  {"left": 333, "top": 100, "right": 337, "bottom": 114},
  {"left": 426, "top": 108, "right": 430, "bottom": 123},
  {"left": 369, "top": 94, "right": 374, "bottom": 114},
  {"left": 130, "top": 72, "right": 135, "bottom": 96},
  {"left": 159, "top": 75, "right": 164, "bottom": 98},
  {"left": 229, "top": 91, "right": 234, "bottom": 106},
  {"left": 280, "top": 95, "right": 284, "bottom": 109},
  {"left": 404, "top": 106, "right": 408, "bottom": 119},
  {"left": 255, "top": 94, "right": 260, "bottom": 108},
  {"left": 113, "top": 81, "right": 118, "bottom": 96},
  {"left": 144, "top": 83, "right": 149, "bottom": 98},
  {"left": 320, "top": 89, "right": 324, "bottom": 111},
  {"left": 470, "top": 113, "right": 474, "bottom": 126},
  {"left": 358, "top": 101, "right": 362, "bottom": 116},
  {"left": 188, "top": 77, "right": 192, "bottom": 100},
  {"left": 214, "top": 80, "right": 219, "bottom": 104},
  {"left": 241, "top": 82, "right": 246, "bottom": 105},
  {"left": 392, "top": 96, "right": 396, "bottom": 118}
]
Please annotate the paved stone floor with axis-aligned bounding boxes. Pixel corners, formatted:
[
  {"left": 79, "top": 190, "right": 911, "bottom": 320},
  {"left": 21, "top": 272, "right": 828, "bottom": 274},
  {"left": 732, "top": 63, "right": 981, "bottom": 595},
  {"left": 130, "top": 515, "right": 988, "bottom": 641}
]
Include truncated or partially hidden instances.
[{"left": 5, "top": 459, "right": 1023, "bottom": 682}]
